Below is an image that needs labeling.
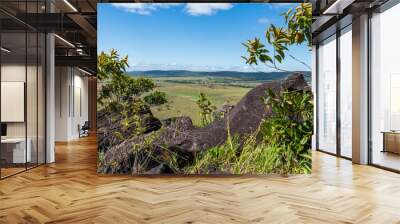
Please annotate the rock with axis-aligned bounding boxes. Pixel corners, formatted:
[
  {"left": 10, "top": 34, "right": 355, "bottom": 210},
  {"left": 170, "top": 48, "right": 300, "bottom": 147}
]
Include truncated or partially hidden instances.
[
  {"left": 100, "top": 116, "right": 195, "bottom": 174},
  {"left": 97, "top": 105, "right": 162, "bottom": 152},
  {"left": 213, "top": 104, "right": 235, "bottom": 120},
  {"left": 144, "top": 164, "right": 174, "bottom": 175}
]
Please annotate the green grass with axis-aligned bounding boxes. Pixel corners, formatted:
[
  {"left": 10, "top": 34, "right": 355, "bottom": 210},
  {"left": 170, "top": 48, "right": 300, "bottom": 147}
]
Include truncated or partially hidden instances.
[
  {"left": 183, "top": 129, "right": 278, "bottom": 175},
  {"left": 184, "top": 129, "right": 311, "bottom": 175},
  {"left": 151, "top": 82, "right": 252, "bottom": 126}
]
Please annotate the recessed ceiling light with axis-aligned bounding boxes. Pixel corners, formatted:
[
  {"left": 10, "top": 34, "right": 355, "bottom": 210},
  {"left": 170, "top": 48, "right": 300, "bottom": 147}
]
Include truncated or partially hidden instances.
[
  {"left": 1, "top": 47, "right": 11, "bottom": 53},
  {"left": 323, "top": 0, "right": 354, "bottom": 15},
  {"left": 78, "top": 67, "right": 92, "bottom": 76},
  {"left": 63, "top": 0, "right": 78, "bottom": 12},
  {"left": 54, "top": 34, "right": 75, "bottom": 48}
]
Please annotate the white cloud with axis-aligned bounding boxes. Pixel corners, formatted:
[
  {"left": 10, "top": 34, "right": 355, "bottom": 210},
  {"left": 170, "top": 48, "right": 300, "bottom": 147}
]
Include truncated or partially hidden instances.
[
  {"left": 267, "top": 3, "right": 298, "bottom": 9},
  {"left": 185, "top": 3, "right": 233, "bottom": 16},
  {"left": 111, "top": 3, "right": 234, "bottom": 16},
  {"left": 257, "top": 17, "right": 270, "bottom": 24},
  {"left": 111, "top": 3, "right": 180, "bottom": 15}
]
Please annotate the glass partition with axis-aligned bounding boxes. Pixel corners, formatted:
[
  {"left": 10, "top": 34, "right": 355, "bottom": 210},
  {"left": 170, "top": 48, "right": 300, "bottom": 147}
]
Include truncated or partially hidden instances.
[
  {"left": 0, "top": 1, "right": 46, "bottom": 179},
  {"left": 0, "top": 31, "right": 28, "bottom": 177},
  {"left": 27, "top": 31, "right": 38, "bottom": 169},
  {"left": 317, "top": 34, "right": 337, "bottom": 154}
]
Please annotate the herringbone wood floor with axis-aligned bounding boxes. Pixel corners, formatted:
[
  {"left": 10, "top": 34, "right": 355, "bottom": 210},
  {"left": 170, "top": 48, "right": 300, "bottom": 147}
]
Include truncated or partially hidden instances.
[{"left": 1, "top": 136, "right": 400, "bottom": 224}]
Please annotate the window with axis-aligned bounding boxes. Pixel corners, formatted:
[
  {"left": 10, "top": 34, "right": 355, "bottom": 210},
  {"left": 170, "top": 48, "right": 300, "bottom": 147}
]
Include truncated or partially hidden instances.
[
  {"left": 339, "top": 25, "right": 352, "bottom": 158},
  {"left": 317, "top": 35, "right": 337, "bottom": 154},
  {"left": 370, "top": 2, "right": 400, "bottom": 171}
]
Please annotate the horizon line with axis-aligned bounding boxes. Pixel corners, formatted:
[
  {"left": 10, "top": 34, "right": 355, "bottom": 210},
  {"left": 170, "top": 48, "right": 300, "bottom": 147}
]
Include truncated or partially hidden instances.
[{"left": 127, "top": 69, "right": 311, "bottom": 73}]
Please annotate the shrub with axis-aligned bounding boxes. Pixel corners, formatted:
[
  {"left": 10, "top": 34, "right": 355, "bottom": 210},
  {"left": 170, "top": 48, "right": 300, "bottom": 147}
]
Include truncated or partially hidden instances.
[
  {"left": 97, "top": 50, "right": 167, "bottom": 150},
  {"left": 186, "top": 89, "right": 313, "bottom": 175},
  {"left": 260, "top": 89, "right": 313, "bottom": 174},
  {"left": 196, "top": 92, "right": 216, "bottom": 127},
  {"left": 144, "top": 91, "right": 168, "bottom": 105}
]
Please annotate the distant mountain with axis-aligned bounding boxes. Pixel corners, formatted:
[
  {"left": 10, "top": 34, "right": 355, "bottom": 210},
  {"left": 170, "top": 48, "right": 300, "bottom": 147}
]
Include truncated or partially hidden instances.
[{"left": 128, "top": 70, "right": 311, "bottom": 83}]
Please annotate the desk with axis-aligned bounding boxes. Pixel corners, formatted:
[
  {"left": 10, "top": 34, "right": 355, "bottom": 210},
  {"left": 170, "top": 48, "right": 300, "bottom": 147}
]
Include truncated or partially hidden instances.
[
  {"left": 382, "top": 131, "right": 400, "bottom": 154},
  {"left": 1, "top": 138, "right": 31, "bottom": 163}
]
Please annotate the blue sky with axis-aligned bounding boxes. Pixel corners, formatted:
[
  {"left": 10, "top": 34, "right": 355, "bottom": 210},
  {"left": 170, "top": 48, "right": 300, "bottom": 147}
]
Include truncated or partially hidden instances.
[{"left": 98, "top": 3, "right": 310, "bottom": 72}]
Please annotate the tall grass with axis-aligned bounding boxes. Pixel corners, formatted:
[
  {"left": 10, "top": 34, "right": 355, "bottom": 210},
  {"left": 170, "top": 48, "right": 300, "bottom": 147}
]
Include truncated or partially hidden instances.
[
  {"left": 184, "top": 129, "right": 311, "bottom": 175},
  {"left": 184, "top": 129, "right": 280, "bottom": 175},
  {"left": 186, "top": 89, "right": 313, "bottom": 175}
]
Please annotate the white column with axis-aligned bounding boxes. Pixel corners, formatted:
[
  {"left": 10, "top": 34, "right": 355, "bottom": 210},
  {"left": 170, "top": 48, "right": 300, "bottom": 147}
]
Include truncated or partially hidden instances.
[
  {"left": 352, "top": 14, "right": 369, "bottom": 164},
  {"left": 54, "top": 67, "right": 73, "bottom": 141},
  {"left": 46, "top": 33, "right": 55, "bottom": 163}
]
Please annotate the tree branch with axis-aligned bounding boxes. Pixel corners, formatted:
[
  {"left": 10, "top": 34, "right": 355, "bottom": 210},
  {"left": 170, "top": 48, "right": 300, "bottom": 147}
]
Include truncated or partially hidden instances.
[
  {"left": 288, "top": 54, "right": 311, "bottom": 70},
  {"left": 271, "top": 49, "right": 293, "bottom": 73}
]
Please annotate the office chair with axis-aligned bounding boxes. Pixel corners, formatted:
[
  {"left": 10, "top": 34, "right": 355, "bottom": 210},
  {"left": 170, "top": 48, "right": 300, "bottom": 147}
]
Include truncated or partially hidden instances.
[{"left": 79, "top": 121, "right": 90, "bottom": 138}]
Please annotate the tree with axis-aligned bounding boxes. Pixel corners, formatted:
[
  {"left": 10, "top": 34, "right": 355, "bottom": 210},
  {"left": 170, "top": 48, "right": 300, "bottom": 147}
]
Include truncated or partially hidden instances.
[
  {"left": 97, "top": 49, "right": 167, "bottom": 136},
  {"left": 144, "top": 91, "right": 168, "bottom": 105},
  {"left": 241, "top": 4, "right": 313, "bottom": 174},
  {"left": 242, "top": 3, "right": 312, "bottom": 72}
]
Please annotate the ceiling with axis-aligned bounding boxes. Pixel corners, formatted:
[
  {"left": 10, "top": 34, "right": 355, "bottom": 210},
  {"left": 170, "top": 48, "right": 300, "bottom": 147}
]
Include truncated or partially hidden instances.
[
  {"left": 0, "top": 0, "right": 98, "bottom": 74},
  {"left": 311, "top": 0, "right": 390, "bottom": 43}
]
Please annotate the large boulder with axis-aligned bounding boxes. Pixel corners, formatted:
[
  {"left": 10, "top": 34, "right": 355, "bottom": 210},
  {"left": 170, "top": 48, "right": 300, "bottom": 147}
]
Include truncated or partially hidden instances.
[
  {"left": 99, "top": 73, "right": 310, "bottom": 174},
  {"left": 99, "top": 116, "right": 195, "bottom": 174},
  {"left": 187, "top": 73, "right": 309, "bottom": 152},
  {"left": 97, "top": 105, "right": 162, "bottom": 152}
]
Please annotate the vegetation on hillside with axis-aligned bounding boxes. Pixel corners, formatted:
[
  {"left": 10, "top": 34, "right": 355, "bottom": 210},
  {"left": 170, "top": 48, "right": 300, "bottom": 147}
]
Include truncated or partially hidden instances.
[
  {"left": 97, "top": 49, "right": 167, "bottom": 140},
  {"left": 151, "top": 83, "right": 250, "bottom": 126}
]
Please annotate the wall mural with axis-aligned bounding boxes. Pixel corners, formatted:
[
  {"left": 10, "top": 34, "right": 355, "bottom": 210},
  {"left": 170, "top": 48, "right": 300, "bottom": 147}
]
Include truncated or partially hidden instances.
[{"left": 97, "top": 3, "right": 313, "bottom": 175}]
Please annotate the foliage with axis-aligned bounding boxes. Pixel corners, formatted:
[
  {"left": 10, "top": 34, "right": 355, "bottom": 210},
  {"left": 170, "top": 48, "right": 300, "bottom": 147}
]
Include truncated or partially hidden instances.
[
  {"left": 260, "top": 89, "right": 313, "bottom": 174},
  {"left": 97, "top": 49, "right": 129, "bottom": 81},
  {"left": 185, "top": 128, "right": 280, "bottom": 175},
  {"left": 144, "top": 91, "right": 168, "bottom": 105},
  {"left": 185, "top": 135, "right": 239, "bottom": 174},
  {"left": 242, "top": 3, "right": 312, "bottom": 71},
  {"left": 97, "top": 151, "right": 106, "bottom": 172},
  {"left": 128, "top": 132, "right": 183, "bottom": 174},
  {"left": 238, "top": 3, "right": 313, "bottom": 175},
  {"left": 97, "top": 50, "right": 167, "bottom": 142},
  {"left": 186, "top": 90, "right": 313, "bottom": 175},
  {"left": 196, "top": 92, "right": 217, "bottom": 127}
]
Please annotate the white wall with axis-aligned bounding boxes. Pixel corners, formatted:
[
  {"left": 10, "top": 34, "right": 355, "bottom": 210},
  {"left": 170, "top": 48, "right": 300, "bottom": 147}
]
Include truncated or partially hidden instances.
[
  {"left": 55, "top": 67, "right": 89, "bottom": 141},
  {"left": 1, "top": 65, "right": 32, "bottom": 138},
  {"left": 55, "top": 66, "right": 70, "bottom": 141},
  {"left": 71, "top": 72, "right": 89, "bottom": 138}
]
